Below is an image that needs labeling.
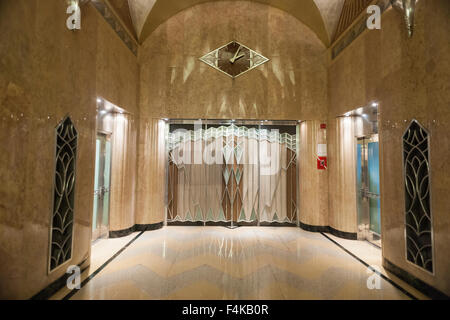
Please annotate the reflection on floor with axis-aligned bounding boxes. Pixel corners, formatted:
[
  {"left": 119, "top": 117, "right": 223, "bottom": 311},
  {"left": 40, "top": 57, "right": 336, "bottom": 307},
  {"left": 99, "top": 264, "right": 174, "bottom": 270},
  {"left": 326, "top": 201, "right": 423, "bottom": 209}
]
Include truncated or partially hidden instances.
[{"left": 59, "top": 227, "right": 420, "bottom": 300}]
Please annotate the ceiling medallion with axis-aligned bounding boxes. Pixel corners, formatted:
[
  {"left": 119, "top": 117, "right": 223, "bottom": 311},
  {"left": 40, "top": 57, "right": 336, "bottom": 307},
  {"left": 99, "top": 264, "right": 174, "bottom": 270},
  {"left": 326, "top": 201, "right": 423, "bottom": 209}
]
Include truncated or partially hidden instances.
[{"left": 199, "top": 41, "right": 269, "bottom": 79}]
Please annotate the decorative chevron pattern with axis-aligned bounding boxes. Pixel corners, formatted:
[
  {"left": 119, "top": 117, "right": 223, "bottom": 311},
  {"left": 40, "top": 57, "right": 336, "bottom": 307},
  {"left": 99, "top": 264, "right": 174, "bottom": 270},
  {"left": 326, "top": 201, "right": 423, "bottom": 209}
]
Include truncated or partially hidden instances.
[{"left": 70, "top": 227, "right": 411, "bottom": 300}]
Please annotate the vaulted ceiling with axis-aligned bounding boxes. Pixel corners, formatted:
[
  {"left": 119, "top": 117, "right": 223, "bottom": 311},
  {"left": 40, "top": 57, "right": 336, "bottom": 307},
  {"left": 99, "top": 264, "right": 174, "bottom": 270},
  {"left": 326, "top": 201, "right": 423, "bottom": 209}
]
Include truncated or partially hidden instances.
[{"left": 108, "top": 0, "right": 347, "bottom": 46}]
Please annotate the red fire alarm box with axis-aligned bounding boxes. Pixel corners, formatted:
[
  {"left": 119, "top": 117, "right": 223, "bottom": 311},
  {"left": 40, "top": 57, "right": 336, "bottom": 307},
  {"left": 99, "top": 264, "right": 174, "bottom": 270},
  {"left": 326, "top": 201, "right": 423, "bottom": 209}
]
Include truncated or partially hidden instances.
[{"left": 317, "top": 157, "right": 327, "bottom": 170}]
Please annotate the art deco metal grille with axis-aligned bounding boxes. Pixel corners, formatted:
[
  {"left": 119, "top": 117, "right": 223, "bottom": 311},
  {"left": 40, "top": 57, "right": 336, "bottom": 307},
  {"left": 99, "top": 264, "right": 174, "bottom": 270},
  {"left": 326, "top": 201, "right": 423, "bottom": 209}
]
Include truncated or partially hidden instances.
[
  {"left": 403, "top": 120, "right": 433, "bottom": 273},
  {"left": 167, "top": 124, "right": 298, "bottom": 225},
  {"left": 49, "top": 117, "right": 78, "bottom": 272}
]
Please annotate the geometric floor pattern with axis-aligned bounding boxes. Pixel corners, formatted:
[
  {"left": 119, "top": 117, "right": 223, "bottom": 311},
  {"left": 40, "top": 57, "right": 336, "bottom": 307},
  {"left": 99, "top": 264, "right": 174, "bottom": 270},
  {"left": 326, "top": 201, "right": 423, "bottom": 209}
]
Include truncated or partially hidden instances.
[{"left": 68, "top": 227, "right": 412, "bottom": 300}]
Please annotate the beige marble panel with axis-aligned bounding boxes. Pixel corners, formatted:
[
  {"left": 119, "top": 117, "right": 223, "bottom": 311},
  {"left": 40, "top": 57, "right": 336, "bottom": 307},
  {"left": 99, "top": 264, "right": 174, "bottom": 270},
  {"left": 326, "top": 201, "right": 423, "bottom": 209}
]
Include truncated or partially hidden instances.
[
  {"left": 328, "top": 0, "right": 450, "bottom": 295},
  {"left": 327, "top": 117, "right": 358, "bottom": 234},
  {"left": 109, "top": 113, "right": 138, "bottom": 232},
  {"left": 138, "top": 1, "right": 328, "bottom": 121},
  {"left": 0, "top": 0, "right": 139, "bottom": 299},
  {"left": 299, "top": 120, "right": 329, "bottom": 227},
  {"left": 136, "top": 119, "right": 166, "bottom": 225}
]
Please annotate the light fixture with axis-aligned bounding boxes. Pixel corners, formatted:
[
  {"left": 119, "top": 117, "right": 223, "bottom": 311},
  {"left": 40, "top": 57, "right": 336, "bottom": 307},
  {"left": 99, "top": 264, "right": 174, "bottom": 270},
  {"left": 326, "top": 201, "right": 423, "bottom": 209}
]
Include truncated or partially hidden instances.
[
  {"left": 391, "top": 0, "right": 418, "bottom": 38},
  {"left": 372, "top": 102, "right": 378, "bottom": 107},
  {"left": 96, "top": 98, "right": 102, "bottom": 103},
  {"left": 99, "top": 110, "right": 107, "bottom": 115}
]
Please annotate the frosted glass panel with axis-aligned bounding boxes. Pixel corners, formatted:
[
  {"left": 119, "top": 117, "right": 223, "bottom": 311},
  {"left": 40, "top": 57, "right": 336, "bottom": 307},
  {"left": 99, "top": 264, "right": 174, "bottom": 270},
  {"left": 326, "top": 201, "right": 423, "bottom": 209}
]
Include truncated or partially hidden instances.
[{"left": 368, "top": 142, "right": 380, "bottom": 234}]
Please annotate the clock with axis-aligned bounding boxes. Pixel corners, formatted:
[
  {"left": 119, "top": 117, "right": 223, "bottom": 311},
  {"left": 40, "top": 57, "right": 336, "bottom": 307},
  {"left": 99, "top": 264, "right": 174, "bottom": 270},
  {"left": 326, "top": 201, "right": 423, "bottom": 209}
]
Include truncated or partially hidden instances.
[{"left": 200, "top": 41, "right": 269, "bottom": 79}]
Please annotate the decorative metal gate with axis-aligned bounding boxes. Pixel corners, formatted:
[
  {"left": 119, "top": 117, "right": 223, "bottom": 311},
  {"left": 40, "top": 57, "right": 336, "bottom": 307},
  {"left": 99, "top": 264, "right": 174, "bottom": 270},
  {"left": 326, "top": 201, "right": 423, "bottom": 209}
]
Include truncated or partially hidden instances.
[{"left": 166, "top": 121, "right": 298, "bottom": 227}]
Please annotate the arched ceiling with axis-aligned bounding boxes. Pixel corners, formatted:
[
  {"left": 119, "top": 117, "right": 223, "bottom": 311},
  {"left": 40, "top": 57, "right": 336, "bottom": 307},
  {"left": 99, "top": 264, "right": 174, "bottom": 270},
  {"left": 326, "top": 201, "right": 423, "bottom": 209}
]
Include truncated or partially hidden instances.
[{"left": 126, "top": 0, "right": 346, "bottom": 47}]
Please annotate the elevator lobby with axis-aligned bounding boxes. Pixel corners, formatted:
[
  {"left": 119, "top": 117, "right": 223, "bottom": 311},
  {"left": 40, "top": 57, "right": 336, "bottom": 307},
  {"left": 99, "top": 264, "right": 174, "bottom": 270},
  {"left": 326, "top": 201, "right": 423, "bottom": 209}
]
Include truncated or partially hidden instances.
[{"left": 0, "top": 0, "right": 449, "bottom": 304}]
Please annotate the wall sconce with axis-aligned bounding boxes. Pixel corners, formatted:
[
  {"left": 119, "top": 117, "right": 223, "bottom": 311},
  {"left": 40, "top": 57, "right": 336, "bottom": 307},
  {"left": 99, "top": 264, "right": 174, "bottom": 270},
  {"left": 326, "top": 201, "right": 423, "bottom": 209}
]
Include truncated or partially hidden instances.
[{"left": 390, "top": 0, "right": 418, "bottom": 38}]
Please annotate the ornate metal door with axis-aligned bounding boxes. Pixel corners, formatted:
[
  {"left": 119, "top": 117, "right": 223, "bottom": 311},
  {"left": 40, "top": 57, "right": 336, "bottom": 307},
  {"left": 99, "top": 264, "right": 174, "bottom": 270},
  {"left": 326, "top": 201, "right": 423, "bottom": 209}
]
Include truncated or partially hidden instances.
[{"left": 166, "top": 121, "right": 298, "bottom": 227}]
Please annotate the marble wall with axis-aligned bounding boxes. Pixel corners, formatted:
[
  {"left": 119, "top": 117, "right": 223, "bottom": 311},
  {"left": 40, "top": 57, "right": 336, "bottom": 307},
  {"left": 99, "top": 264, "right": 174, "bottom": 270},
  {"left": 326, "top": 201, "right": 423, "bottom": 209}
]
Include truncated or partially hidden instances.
[
  {"left": 299, "top": 120, "right": 329, "bottom": 227},
  {"left": 1, "top": 0, "right": 448, "bottom": 299},
  {"left": 109, "top": 113, "right": 138, "bottom": 232},
  {"left": 138, "top": 1, "right": 328, "bottom": 121},
  {"left": 328, "top": 0, "right": 450, "bottom": 295},
  {"left": 136, "top": 119, "right": 167, "bottom": 225},
  {"left": 0, "top": 0, "right": 139, "bottom": 299}
]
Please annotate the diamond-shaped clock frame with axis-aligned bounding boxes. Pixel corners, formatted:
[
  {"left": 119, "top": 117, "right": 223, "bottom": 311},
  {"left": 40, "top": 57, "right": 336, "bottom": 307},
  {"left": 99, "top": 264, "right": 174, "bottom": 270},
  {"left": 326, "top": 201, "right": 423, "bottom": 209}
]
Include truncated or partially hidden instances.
[{"left": 199, "top": 41, "right": 269, "bottom": 79}]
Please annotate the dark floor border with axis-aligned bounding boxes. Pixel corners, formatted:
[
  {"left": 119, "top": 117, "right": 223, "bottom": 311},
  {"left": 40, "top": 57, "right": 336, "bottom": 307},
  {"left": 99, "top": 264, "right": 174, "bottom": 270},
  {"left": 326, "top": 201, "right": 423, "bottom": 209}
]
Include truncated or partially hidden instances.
[
  {"left": 383, "top": 258, "right": 449, "bottom": 300},
  {"left": 259, "top": 222, "right": 297, "bottom": 227},
  {"left": 205, "top": 221, "right": 233, "bottom": 227},
  {"left": 62, "top": 231, "right": 145, "bottom": 300},
  {"left": 300, "top": 222, "right": 357, "bottom": 240},
  {"left": 320, "top": 232, "right": 417, "bottom": 300},
  {"left": 109, "top": 222, "right": 163, "bottom": 238},
  {"left": 168, "top": 221, "right": 204, "bottom": 226},
  {"left": 30, "top": 258, "right": 89, "bottom": 300}
]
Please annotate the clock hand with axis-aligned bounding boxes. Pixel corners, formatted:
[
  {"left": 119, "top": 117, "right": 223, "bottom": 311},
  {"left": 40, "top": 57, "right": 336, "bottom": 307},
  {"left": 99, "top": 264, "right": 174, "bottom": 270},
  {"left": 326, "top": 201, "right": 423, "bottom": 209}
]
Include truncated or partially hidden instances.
[
  {"left": 230, "top": 45, "right": 242, "bottom": 64},
  {"left": 234, "top": 53, "right": 245, "bottom": 62}
]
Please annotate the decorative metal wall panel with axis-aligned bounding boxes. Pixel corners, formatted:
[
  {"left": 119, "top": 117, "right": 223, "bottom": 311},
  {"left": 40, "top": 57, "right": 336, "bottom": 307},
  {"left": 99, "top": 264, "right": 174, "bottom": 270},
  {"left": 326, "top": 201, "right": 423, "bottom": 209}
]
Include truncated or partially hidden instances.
[
  {"left": 403, "top": 120, "right": 433, "bottom": 273},
  {"left": 49, "top": 117, "right": 78, "bottom": 272},
  {"left": 331, "top": 0, "right": 391, "bottom": 59},
  {"left": 199, "top": 41, "right": 269, "bottom": 79},
  {"left": 90, "top": 0, "right": 138, "bottom": 56},
  {"left": 334, "top": 0, "right": 373, "bottom": 42}
]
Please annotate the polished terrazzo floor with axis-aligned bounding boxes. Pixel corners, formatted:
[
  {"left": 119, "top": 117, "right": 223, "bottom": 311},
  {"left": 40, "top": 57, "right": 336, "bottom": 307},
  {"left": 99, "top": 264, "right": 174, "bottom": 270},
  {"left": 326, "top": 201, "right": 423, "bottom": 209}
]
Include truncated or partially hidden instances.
[{"left": 58, "top": 227, "right": 421, "bottom": 300}]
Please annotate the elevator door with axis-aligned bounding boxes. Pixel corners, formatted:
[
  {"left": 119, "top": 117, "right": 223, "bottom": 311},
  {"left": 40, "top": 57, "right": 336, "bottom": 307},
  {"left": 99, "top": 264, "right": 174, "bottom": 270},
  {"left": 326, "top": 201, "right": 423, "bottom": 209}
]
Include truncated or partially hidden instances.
[
  {"left": 167, "top": 122, "right": 298, "bottom": 227},
  {"left": 356, "top": 135, "right": 381, "bottom": 246},
  {"left": 92, "top": 133, "right": 111, "bottom": 241}
]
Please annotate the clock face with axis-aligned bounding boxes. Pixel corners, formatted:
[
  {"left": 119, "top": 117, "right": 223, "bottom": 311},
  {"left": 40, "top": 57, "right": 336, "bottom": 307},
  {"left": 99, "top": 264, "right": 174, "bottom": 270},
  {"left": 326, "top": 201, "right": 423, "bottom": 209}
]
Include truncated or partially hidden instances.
[
  {"left": 217, "top": 42, "right": 251, "bottom": 77},
  {"left": 199, "top": 41, "right": 269, "bottom": 79}
]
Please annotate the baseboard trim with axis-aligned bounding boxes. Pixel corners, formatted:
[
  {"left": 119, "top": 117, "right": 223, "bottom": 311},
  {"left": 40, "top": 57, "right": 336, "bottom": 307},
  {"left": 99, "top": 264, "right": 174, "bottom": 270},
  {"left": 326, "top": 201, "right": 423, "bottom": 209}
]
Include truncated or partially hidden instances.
[
  {"left": 299, "top": 222, "right": 357, "bottom": 240},
  {"left": 109, "top": 222, "right": 164, "bottom": 238},
  {"left": 259, "top": 222, "right": 297, "bottom": 227},
  {"left": 383, "top": 258, "right": 449, "bottom": 300},
  {"left": 169, "top": 221, "right": 296, "bottom": 227},
  {"left": 204, "top": 221, "right": 230, "bottom": 227},
  {"left": 30, "top": 258, "right": 89, "bottom": 300},
  {"left": 167, "top": 221, "right": 204, "bottom": 226},
  {"left": 108, "top": 225, "right": 135, "bottom": 238}
]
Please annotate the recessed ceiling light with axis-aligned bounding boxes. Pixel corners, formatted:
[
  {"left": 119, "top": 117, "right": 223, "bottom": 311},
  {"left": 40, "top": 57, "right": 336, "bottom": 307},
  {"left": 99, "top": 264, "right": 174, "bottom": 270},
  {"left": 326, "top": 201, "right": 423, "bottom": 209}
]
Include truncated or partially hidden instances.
[{"left": 372, "top": 102, "right": 378, "bottom": 107}]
